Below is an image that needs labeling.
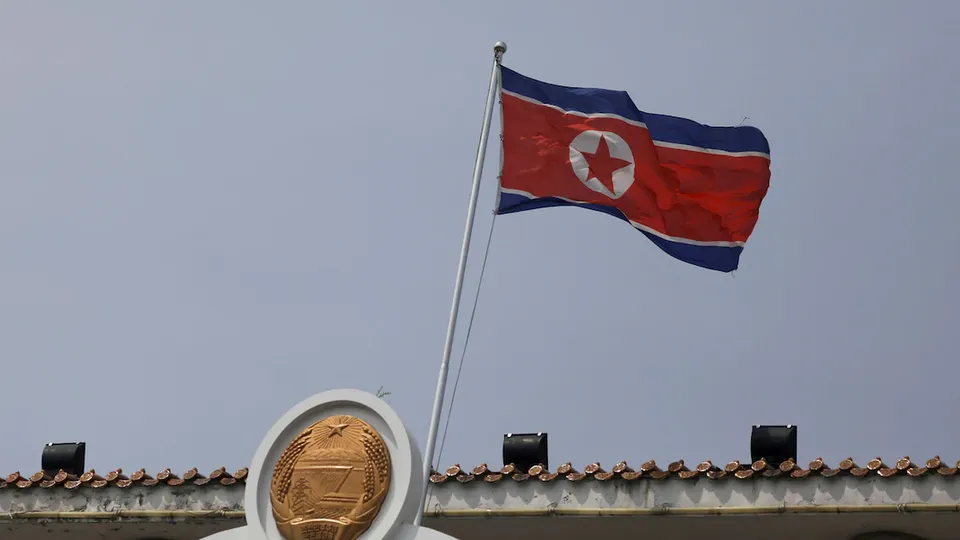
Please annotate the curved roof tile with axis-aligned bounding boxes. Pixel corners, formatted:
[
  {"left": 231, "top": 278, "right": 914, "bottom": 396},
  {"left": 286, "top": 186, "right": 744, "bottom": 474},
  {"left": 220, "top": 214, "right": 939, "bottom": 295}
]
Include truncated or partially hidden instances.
[
  {"left": 428, "top": 457, "right": 956, "bottom": 484},
  {"left": 3, "top": 457, "right": 955, "bottom": 489},
  {"left": 1, "top": 467, "right": 248, "bottom": 490}
]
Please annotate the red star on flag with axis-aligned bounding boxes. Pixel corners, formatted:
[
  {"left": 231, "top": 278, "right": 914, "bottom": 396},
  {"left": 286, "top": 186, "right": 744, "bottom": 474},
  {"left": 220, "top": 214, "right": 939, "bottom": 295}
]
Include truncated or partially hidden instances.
[{"left": 581, "top": 134, "right": 631, "bottom": 193}]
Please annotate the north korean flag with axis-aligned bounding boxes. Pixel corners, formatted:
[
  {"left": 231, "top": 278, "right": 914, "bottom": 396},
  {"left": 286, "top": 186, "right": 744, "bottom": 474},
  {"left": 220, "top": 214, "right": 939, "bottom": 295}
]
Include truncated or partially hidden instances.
[{"left": 497, "top": 66, "right": 771, "bottom": 273}]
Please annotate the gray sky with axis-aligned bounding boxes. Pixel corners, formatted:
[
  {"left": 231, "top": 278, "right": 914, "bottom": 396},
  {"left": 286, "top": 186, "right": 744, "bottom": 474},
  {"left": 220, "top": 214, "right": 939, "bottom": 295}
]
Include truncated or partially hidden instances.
[{"left": 2, "top": 1, "right": 958, "bottom": 477}]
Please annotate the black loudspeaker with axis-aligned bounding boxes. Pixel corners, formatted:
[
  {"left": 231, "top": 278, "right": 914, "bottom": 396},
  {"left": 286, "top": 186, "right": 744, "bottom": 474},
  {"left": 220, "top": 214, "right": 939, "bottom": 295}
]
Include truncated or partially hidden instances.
[
  {"left": 41, "top": 442, "right": 86, "bottom": 475},
  {"left": 502, "top": 432, "right": 548, "bottom": 472},
  {"left": 750, "top": 425, "right": 797, "bottom": 465}
]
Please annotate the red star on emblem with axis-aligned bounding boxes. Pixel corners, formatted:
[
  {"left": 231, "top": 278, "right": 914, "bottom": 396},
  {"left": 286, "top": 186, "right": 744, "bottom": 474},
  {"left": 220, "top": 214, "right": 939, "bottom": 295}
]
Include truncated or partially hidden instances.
[{"left": 581, "top": 134, "right": 631, "bottom": 194}]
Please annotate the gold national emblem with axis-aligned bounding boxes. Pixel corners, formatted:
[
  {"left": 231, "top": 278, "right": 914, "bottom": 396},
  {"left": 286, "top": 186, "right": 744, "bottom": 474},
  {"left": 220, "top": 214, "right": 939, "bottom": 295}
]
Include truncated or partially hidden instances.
[{"left": 270, "top": 415, "right": 391, "bottom": 540}]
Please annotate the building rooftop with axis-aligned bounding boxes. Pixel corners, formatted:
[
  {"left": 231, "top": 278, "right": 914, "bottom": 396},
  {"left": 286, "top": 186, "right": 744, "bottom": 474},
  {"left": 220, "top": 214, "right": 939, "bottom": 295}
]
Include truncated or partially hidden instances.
[
  {"left": 4, "top": 456, "right": 959, "bottom": 491},
  {"left": 3, "top": 466, "right": 247, "bottom": 490},
  {"left": 4, "top": 457, "right": 960, "bottom": 540},
  {"left": 429, "top": 456, "right": 960, "bottom": 484}
]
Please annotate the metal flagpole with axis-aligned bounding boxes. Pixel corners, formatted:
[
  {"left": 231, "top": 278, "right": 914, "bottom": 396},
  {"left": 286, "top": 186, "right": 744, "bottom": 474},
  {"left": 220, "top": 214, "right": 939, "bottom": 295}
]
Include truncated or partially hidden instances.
[{"left": 414, "top": 41, "right": 506, "bottom": 526}]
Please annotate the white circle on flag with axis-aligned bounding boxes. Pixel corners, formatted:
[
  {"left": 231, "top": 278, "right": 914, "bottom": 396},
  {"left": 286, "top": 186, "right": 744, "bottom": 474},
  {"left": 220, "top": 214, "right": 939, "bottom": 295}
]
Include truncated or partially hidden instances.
[{"left": 569, "top": 130, "right": 635, "bottom": 199}]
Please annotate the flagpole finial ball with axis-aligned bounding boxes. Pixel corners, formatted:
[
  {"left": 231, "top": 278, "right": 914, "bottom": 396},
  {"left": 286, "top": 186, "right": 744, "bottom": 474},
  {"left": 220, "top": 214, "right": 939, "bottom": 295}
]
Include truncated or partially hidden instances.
[{"left": 494, "top": 41, "right": 507, "bottom": 54}]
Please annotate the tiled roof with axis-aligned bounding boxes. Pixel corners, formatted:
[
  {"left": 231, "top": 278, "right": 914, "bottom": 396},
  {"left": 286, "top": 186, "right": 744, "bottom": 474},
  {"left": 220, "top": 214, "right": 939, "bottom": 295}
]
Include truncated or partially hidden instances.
[
  {"left": 428, "top": 456, "right": 960, "bottom": 484},
  {"left": 4, "top": 456, "right": 958, "bottom": 489},
  {"left": 1, "top": 467, "right": 247, "bottom": 489}
]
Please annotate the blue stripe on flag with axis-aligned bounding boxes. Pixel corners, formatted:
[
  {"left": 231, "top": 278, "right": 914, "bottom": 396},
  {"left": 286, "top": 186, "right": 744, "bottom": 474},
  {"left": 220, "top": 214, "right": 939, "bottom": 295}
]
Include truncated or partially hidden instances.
[
  {"left": 500, "top": 66, "right": 770, "bottom": 157},
  {"left": 496, "top": 191, "right": 744, "bottom": 273}
]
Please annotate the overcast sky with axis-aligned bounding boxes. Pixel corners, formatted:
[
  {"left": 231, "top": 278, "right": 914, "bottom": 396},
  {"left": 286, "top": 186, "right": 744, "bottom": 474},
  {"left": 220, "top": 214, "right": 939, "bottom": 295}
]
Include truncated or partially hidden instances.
[{"left": 2, "top": 1, "right": 958, "bottom": 477}]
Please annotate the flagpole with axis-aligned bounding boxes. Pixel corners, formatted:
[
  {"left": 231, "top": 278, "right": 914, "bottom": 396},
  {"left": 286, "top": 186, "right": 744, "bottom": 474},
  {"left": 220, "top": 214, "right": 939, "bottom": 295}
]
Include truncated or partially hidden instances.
[{"left": 414, "top": 41, "right": 506, "bottom": 526}]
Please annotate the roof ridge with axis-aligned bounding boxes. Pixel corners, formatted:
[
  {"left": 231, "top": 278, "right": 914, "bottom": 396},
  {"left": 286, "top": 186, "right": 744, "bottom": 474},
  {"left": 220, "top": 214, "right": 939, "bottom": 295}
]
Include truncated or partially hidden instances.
[
  {"left": 4, "top": 456, "right": 956, "bottom": 489},
  {"left": 428, "top": 456, "right": 956, "bottom": 484},
  {"left": 1, "top": 467, "right": 248, "bottom": 490}
]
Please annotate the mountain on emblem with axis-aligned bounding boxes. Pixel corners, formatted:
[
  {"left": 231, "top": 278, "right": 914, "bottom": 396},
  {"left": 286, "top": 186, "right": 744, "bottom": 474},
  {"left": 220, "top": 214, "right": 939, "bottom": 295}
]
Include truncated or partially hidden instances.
[{"left": 270, "top": 414, "right": 391, "bottom": 540}]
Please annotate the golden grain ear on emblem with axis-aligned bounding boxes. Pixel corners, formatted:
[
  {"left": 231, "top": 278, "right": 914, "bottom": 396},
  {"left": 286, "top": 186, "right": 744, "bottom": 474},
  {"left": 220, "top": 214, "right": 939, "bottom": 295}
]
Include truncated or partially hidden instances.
[{"left": 270, "top": 414, "right": 392, "bottom": 540}]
